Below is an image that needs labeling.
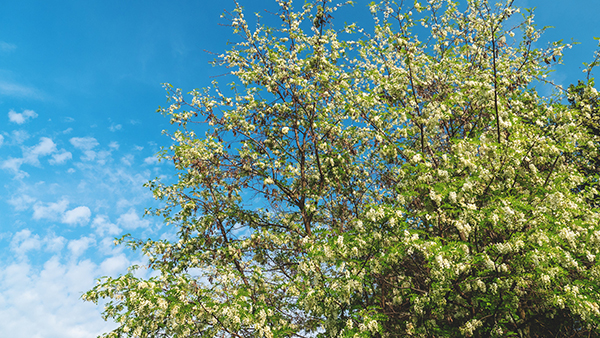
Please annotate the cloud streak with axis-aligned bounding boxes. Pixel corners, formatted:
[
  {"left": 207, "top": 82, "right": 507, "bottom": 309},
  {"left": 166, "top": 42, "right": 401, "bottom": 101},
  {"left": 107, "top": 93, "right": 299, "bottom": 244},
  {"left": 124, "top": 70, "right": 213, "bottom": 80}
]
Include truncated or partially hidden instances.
[
  {"left": 0, "top": 81, "right": 44, "bottom": 99},
  {"left": 0, "top": 41, "right": 16, "bottom": 52}
]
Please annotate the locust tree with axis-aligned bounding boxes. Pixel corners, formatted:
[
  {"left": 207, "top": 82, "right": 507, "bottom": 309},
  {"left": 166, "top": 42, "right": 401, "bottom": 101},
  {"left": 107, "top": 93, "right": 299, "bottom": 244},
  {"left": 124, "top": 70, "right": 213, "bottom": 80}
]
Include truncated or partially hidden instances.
[{"left": 84, "top": 0, "right": 600, "bottom": 337}]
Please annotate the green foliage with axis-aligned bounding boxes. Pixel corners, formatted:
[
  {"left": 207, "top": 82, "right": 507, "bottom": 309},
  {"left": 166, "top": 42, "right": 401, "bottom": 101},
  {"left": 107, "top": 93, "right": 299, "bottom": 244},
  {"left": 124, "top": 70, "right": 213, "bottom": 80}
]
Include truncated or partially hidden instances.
[{"left": 84, "top": 0, "right": 600, "bottom": 337}]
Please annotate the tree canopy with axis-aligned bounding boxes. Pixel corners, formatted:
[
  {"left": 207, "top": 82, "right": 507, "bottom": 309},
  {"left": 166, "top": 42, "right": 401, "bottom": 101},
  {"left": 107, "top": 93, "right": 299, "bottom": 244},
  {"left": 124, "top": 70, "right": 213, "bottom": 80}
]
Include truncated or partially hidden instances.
[{"left": 84, "top": 0, "right": 600, "bottom": 337}]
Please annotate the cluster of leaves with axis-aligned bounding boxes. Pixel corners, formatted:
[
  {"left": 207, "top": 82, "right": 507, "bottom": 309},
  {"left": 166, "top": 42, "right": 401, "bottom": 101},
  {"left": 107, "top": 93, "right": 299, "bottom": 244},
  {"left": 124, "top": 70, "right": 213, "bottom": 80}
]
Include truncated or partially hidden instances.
[{"left": 84, "top": 0, "right": 600, "bottom": 337}]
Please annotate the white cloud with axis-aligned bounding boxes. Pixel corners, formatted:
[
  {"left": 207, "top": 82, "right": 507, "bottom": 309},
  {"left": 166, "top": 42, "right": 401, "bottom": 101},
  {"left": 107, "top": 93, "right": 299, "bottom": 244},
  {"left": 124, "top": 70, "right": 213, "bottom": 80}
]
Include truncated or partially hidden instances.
[
  {"left": 143, "top": 156, "right": 158, "bottom": 165},
  {"left": 0, "top": 158, "right": 25, "bottom": 177},
  {"left": 70, "top": 137, "right": 101, "bottom": 162},
  {"left": 10, "top": 229, "right": 42, "bottom": 257},
  {"left": 67, "top": 237, "right": 95, "bottom": 259},
  {"left": 11, "top": 130, "right": 30, "bottom": 144},
  {"left": 32, "top": 199, "right": 69, "bottom": 221},
  {"left": 2, "top": 138, "right": 58, "bottom": 177},
  {"left": 62, "top": 206, "right": 91, "bottom": 226},
  {"left": 108, "top": 141, "right": 119, "bottom": 150},
  {"left": 0, "top": 258, "right": 117, "bottom": 338},
  {"left": 8, "top": 109, "right": 38, "bottom": 124},
  {"left": 81, "top": 150, "right": 96, "bottom": 161},
  {"left": 116, "top": 209, "right": 150, "bottom": 230},
  {"left": 0, "top": 81, "right": 43, "bottom": 99},
  {"left": 95, "top": 150, "right": 112, "bottom": 165},
  {"left": 23, "top": 137, "right": 57, "bottom": 166},
  {"left": 8, "top": 194, "right": 36, "bottom": 211},
  {"left": 0, "top": 41, "right": 16, "bottom": 52},
  {"left": 91, "top": 215, "right": 121, "bottom": 237},
  {"left": 30, "top": 137, "right": 56, "bottom": 156},
  {"left": 115, "top": 198, "right": 136, "bottom": 211},
  {"left": 0, "top": 134, "right": 4, "bottom": 147},
  {"left": 99, "top": 254, "right": 129, "bottom": 276},
  {"left": 0, "top": 81, "right": 44, "bottom": 99},
  {"left": 69, "top": 137, "right": 99, "bottom": 151},
  {"left": 121, "top": 154, "right": 134, "bottom": 166},
  {"left": 10, "top": 231, "right": 67, "bottom": 255},
  {"left": 109, "top": 124, "right": 122, "bottom": 132},
  {"left": 45, "top": 235, "right": 67, "bottom": 253},
  {"left": 49, "top": 149, "right": 73, "bottom": 165}
]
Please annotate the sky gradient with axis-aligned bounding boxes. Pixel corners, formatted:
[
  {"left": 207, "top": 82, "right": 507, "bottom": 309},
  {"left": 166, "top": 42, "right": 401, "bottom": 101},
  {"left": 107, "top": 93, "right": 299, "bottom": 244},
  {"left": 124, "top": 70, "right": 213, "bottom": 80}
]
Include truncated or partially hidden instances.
[{"left": 1, "top": 1, "right": 598, "bottom": 337}]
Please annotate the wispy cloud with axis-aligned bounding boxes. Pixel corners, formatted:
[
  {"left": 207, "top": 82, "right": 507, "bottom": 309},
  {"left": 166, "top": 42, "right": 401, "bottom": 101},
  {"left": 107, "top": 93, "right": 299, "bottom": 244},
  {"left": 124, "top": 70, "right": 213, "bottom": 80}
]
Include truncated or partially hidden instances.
[
  {"left": 45, "top": 234, "right": 67, "bottom": 253},
  {"left": 99, "top": 254, "right": 130, "bottom": 276},
  {"left": 0, "top": 41, "right": 16, "bottom": 52},
  {"left": 8, "top": 109, "right": 38, "bottom": 124},
  {"left": 49, "top": 149, "right": 73, "bottom": 165},
  {"left": 67, "top": 236, "right": 95, "bottom": 259},
  {"left": 9, "top": 230, "right": 67, "bottom": 257},
  {"left": 91, "top": 215, "right": 121, "bottom": 237},
  {"left": 0, "top": 81, "right": 44, "bottom": 99},
  {"left": 10, "top": 229, "right": 42, "bottom": 257},
  {"left": 1, "top": 158, "right": 27, "bottom": 179},
  {"left": 143, "top": 156, "right": 158, "bottom": 165},
  {"left": 7, "top": 194, "right": 37, "bottom": 211},
  {"left": 23, "top": 137, "right": 56, "bottom": 165},
  {"left": 10, "top": 130, "right": 30, "bottom": 144},
  {"left": 0, "top": 137, "right": 59, "bottom": 179},
  {"left": 32, "top": 199, "right": 69, "bottom": 221},
  {"left": 31, "top": 200, "right": 93, "bottom": 227},
  {"left": 117, "top": 208, "right": 150, "bottom": 230},
  {"left": 69, "top": 137, "right": 99, "bottom": 151},
  {"left": 121, "top": 154, "right": 134, "bottom": 166},
  {"left": 69, "top": 137, "right": 100, "bottom": 162},
  {"left": 109, "top": 124, "right": 122, "bottom": 132}
]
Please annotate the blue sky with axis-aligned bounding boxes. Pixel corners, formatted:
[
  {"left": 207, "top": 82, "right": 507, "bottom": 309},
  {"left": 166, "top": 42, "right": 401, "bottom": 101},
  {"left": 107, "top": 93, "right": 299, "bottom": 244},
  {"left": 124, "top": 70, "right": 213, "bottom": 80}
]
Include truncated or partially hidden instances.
[{"left": 0, "top": 1, "right": 598, "bottom": 337}]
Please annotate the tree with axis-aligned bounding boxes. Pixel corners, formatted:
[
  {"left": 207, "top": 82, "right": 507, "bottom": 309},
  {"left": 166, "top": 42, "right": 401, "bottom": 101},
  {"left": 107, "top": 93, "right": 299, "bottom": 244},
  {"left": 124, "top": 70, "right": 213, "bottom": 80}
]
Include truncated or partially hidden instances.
[{"left": 84, "top": 0, "right": 600, "bottom": 337}]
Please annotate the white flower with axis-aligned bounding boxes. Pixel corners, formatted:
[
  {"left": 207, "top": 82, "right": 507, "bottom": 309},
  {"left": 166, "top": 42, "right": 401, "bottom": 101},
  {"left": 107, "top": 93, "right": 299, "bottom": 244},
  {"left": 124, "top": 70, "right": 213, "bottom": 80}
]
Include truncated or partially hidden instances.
[
  {"left": 429, "top": 189, "right": 442, "bottom": 204},
  {"left": 449, "top": 191, "right": 457, "bottom": 203},
  {"left": 281, "top": 126, "right": 290, "bottom": 134},
  {"left": 158, "top": 298, "right": 168, "bottom": 310}
]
